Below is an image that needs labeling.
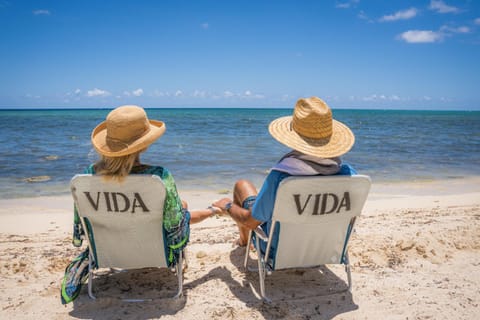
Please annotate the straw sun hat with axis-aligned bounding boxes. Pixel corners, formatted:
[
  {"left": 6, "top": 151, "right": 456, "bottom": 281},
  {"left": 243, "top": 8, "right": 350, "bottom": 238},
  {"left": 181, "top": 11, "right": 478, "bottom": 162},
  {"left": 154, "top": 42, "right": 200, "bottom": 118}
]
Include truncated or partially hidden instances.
[
  {"left": 91, "top": 105, "right": 165, "bottom": 157},
  {"left": 269, "top": 97, "right": 355, "bottom": 158}
]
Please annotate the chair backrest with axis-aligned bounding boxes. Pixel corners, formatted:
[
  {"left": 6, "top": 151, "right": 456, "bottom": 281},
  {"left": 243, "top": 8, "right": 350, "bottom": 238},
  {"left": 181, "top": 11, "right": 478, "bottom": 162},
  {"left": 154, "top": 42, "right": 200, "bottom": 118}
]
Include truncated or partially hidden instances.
[
  {"left": 70, "top": 174, "right": 167, "bottom": 269},
  {"left": 269, "top": 175, "right": 371, "bottom": 269}
]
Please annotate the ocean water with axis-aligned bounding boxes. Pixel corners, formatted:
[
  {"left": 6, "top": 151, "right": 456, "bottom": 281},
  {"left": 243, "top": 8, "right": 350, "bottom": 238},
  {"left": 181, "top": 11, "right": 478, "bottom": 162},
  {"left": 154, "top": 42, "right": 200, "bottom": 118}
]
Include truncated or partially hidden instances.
[{"left": 0, "top": 108, "right": 479, "bottom": 199}]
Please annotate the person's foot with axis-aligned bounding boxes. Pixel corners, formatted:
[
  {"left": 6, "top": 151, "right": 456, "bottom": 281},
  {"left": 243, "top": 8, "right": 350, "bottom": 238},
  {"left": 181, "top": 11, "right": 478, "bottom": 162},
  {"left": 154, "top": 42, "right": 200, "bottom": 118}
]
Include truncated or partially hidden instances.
[
  {"left": 234, "top": 238, "right": 256, "bottom": 251},
  {"left": 235, "top": 238, "right": 248, "bottom": 247}
]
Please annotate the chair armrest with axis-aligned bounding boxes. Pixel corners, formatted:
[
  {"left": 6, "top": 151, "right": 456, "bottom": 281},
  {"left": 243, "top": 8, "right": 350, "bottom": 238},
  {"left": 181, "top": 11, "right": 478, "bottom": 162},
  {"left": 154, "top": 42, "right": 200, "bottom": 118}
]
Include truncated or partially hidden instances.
[{"left": 253, "top": 226, "right": 268, "bottom": 241}]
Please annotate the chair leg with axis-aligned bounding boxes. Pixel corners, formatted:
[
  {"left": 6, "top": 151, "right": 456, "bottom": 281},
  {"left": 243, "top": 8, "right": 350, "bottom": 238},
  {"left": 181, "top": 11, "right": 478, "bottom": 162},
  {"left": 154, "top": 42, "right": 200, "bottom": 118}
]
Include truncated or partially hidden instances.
[
  {"left": 87, "top": 252, "right": 96, "bottom": 300},
  {"left": 85, "top": 252, "right": 183, "bottom": 301},
  {"left": 244, "top": 231, "right": 252, "bottom": 269},
  {"left": 255, "top": 236, "right": 272, "bottom": 302},
  {"left": 173, "top": 251, "right": 183, "bottom": 299},
  {"left": 182, "top": 248, "right": 189, "bottom": 271},
  {"left": 344, "top": 251, "right": 352, "bottom": 292}
]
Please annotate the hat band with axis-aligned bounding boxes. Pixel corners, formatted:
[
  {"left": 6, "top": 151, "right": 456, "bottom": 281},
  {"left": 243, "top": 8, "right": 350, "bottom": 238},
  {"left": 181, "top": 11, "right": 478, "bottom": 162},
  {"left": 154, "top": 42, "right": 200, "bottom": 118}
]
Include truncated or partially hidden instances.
[{"left": 106, "top": 126, "right": 151, "bottom": 151}]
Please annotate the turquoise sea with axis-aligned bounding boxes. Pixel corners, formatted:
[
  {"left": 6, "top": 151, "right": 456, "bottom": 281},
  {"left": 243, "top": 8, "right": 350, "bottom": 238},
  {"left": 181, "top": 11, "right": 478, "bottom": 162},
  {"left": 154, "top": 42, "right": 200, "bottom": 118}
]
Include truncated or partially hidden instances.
[{"left": 0, "top": 108, "right": 479, "bottom": 199}]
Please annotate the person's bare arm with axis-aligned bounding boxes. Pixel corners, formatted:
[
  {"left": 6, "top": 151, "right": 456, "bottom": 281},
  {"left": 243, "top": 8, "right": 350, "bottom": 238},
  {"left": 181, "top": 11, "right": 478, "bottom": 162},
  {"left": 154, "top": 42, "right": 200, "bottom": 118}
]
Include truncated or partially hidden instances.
[
  {"left": 212, "top": 198, "right": 262, "bottom": 230},
  {"left": 189, "top": 206, "right": 221, "bottom": 224}
]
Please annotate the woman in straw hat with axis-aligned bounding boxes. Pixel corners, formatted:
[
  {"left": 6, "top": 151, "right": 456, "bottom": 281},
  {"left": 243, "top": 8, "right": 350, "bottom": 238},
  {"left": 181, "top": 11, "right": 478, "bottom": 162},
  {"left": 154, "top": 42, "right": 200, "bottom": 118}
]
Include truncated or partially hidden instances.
[
  {"left": 212, "top": 97, "right": 357, "bottom": 247},
  {"left": 72, "top": 105, "right": 221, "bottom": 266}
]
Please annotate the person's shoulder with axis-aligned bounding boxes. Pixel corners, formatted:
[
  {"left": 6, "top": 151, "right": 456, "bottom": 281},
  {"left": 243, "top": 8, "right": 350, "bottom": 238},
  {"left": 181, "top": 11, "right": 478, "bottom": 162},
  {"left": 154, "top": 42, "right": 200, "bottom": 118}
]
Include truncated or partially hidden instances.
[
  {"left": 156, "top": 166, "right": 170, "bottom": 177},
  {"left": 147, "top": 165, "right": 167, "bottom": 172},
  {"left": 269, "top": 169, "right": 291, "bottom": 180},
  {"left": 141, "top": 165, "right": 168, "bottom": 176},
  {"left": 83, "top": 164, "right": 95, "bottom": 174},
  {"left": 267, "top": 170, "right": 292, "bottom": 188},
  {"left": 128, "top": 164, "right": 167, "bottom": 178},
  {"left": 338, "top": 163, "right": 357, "bottom": 176}
]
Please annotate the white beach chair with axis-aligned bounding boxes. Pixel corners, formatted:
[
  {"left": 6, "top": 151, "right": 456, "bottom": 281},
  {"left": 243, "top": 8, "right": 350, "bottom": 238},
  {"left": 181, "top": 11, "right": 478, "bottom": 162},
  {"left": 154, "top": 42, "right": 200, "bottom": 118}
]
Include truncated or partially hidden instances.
[
  {"left": 70, "top": 174, "right": 184, "bottom": 301},
  {"left": 244, "top": 175, "right": 371, "bottom": 301}
]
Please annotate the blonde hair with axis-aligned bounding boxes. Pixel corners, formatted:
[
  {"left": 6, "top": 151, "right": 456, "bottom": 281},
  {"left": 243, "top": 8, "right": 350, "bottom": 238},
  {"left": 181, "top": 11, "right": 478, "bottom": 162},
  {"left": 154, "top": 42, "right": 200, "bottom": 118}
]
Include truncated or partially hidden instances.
[{"left": 94, "top": 151, "right": 140, "bottom": 181}]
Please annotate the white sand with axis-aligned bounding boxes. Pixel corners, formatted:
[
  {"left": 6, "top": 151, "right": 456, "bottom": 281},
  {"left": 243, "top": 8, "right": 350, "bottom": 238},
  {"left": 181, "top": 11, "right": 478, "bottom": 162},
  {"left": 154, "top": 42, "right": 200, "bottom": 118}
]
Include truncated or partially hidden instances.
[{"left": 0, "top": 178, "right": 479, "bottom": 319}]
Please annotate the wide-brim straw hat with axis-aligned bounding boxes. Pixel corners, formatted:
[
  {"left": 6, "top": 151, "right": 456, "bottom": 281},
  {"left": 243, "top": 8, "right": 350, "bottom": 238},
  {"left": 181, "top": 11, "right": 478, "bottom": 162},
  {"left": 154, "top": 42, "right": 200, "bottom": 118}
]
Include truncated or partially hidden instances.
[
  {"left": 91, "top": 105, "right": 165, "bottom": 157},
  {"left": 269, "top": 97, "right": 354, "bottom": 158}
]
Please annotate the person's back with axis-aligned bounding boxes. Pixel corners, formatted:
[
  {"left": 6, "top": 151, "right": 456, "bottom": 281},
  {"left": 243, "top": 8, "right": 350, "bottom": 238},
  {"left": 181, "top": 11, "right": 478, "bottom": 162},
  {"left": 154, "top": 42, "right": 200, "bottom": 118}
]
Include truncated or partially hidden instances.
[
  {"left": 212, "top": 97, "right": 357, "bottom": 247},
  {"left": 72, "top": 106, "right": 220, "bottom": 265}
]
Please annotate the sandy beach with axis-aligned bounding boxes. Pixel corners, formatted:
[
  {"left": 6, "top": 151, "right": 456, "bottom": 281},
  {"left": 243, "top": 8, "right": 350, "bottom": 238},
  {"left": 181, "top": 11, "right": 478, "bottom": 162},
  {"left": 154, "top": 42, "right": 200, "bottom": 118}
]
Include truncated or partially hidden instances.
[{"left": 1, "top": 178, "right": 479, "bottom": 320}]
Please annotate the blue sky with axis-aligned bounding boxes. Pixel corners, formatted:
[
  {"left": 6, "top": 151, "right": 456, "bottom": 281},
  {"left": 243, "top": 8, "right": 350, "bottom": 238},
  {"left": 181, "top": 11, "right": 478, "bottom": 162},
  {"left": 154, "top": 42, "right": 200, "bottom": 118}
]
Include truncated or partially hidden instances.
[{"left": 0, "top": 1, "right": 479, "bottom": 109}]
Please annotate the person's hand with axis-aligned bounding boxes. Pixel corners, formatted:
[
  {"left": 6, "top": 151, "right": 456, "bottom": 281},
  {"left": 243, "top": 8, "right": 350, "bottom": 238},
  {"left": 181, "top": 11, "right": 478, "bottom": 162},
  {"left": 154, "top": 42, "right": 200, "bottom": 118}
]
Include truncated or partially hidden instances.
[
  {"left": 212, "top": 198, "right": 232, "bottom": 214},
  {"left": 207, "top": 205, "right": 223, "bottom": 216}
]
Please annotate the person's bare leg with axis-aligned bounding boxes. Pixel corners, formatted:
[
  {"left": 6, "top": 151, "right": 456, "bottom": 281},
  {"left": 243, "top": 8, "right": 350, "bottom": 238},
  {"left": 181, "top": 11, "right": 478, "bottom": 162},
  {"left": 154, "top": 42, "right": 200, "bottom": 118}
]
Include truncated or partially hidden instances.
[{"left": 232, "top": 179, "right": 257, "bottom": 246}]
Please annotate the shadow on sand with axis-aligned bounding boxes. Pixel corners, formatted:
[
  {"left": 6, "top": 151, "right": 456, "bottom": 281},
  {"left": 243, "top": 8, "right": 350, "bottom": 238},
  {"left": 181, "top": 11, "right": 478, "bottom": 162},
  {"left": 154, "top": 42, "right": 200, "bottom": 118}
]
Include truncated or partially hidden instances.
[
  {"left": 68, "top": 247, "right": 358, "bottom": 319},
  {"left": 68, "top": 268, "right": 187, "bottom": 319},
  {"left": 186, "top": 246, "right": 358, "bottom": 319},
  {"left": 233, "top": 246, "right": 358, "bottom": 319}
]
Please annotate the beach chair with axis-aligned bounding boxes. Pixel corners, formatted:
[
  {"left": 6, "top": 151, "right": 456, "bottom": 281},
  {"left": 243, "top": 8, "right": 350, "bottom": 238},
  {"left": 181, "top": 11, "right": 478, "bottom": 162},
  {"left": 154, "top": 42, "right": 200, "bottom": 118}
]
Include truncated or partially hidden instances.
[
  {"left": 244, "top": 175, "right": 371, "bottom": 301},
  {"left": 70, "top": 174, "right": 185, "bottom": 301}
]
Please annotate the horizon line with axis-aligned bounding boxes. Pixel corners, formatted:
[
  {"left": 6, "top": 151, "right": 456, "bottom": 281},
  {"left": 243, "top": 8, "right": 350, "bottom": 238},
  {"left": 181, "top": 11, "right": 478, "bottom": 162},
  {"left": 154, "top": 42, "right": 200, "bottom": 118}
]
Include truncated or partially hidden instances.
[{"left": 1, "top": 106, "right": 479, "bottom": 112}]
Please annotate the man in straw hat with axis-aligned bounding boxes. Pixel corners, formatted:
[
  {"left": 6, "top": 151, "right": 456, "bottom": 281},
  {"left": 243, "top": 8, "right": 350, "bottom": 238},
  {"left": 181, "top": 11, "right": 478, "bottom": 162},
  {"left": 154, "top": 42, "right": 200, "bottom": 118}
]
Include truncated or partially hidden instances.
[
  {"left": 73, "top": 105, "right": 221, "bottom": 266},
  {"left": 212, "top": 97, "right": 356, "bottom": 247}
]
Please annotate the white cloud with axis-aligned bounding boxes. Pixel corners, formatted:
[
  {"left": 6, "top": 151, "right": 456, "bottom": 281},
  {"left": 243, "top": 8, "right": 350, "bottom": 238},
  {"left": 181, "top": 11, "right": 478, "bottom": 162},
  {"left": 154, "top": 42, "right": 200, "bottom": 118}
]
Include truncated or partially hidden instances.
[
  {"left": 132, "top": 88, "right": 143, "bottom": 96},
  {"left": 357, "top": 10, "right": 372, "bottom": 22},
  {"left": 399, "top": 30, "right": 443, "bottom": 43},
  {"left": 475, "top": 18, "right": 480, "bottom": 25},
  {"left": 123, "top": 88, "right": 144, "bottom": 97},
  {"left": 240, "top": 90, "right": 264, "bottom": 99},
  {"left": 87, "top": 88, "right": 111, "bottom": 97},
  {"left": 193, "top": 90, "right": 207, "bottom": 98},
  {"left": 441, "top": 25, "right": 470, "bottom": 34},
  {"left": 362, "top": 95, "right": 377, "bottom": 102},
  {"left": 361, "top": 94, "right": 403, "bottom": 102},
  {"left": 152, "top": 89, "right": 167, "bottom": 97},
  {"left": 149, "top": 89, "right": 264, "bottom": 100},
  {"left": 33, "top": 9, "right": 50, "bottom": 15},
  {"left": 336, "top": 3, "right": 350, "bottom": 9},
  {"left": 335, "top": 0, "right": 359, "bottom": 9},
  {"left": 201, "top": 23, "right": 209, "bottom": 29},
  {"left": 223, "top": 91, "right": 235, "bottom": 98},
  {"left": 380, "top": 8, "right": 418, "bottom": 22},
  {"left": 362, "top": 94, "right": 387, "bottom": 101},
  {"left": 26, "top": 94, "right": 41, "bottom": 99},
  {"left": 65, "top": 89, "right": 82, "bottom": 98},
  {"left": 399, "top": 24, "right": 470, "bottom": 44},
  {"left": 429, "top": 0, "right": 459, "bottom": 14}
]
